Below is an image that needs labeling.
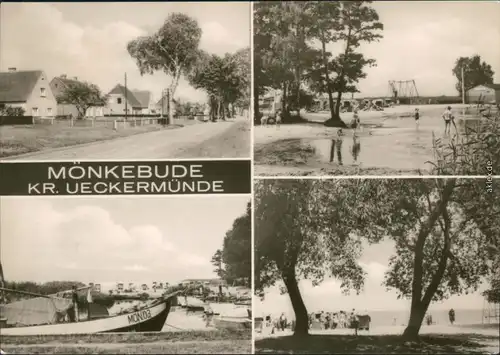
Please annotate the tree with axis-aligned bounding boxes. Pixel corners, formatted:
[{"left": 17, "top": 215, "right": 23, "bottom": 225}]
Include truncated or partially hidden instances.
[
  {"left": 452, "top": 55, "right": 495, "bottom": 98},
  {"left": 308, "top": 2, "right": 342, "bottom": 122},
  {"left": 56, "top": 82, "right": 108, "bottom": 119},
  {"left": 354, "top": 179, "right": 499, "bottom": 339},
  {"left": 255, "top": 179, "right": 392, "bottom": 336},
  {"left": 231, "top": 47, "right": 251, "bottom": 115},
  {"left": 326, "top": 1, "right": 382, "bottom": 125},
  {"left": 221, "top": 202, "right": 251, "bottom": 287},
  {"left": 127, "top": 13, "right": 202, "bottom": 97},
  {"left": 211, "top": 249, "right": 225, "bottom": 279},
  {"left": 188, "top": 50, "right": 248, "bottom": 121},
  {"left": 254, "top": 2, "right": 315, "bottom": 122}
]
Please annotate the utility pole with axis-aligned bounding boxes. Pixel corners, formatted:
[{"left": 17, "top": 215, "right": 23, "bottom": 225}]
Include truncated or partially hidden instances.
[
  {"left": 161, "top": 89, "right": 165, "bottom": 125},
  {"left": 461, "top": 66, "right": 466, "bottom": 104},
  {"left": 166, "top": 89, "right": 171, "bottom": 125},
  {"left": 0, "top": 261, "right": 6, "bottom": 303},
  {"left": 124, "top": 73, "right": 128, "bottom": 121}
]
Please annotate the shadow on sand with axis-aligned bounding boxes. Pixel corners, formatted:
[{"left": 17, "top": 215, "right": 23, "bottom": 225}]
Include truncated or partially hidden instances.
[{"left": 255, "top": 333, "right": 498, "bottom": 354}]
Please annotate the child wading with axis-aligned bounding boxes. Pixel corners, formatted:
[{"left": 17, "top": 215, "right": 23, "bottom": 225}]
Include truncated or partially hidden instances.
[
  {"left": 442, "top": 106, "right": 455, "bottom": 135},
  {"left": 414, "top": 108, "right": 420, "bottom": 129}
]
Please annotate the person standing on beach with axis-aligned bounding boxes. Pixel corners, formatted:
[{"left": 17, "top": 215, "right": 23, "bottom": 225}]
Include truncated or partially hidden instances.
[
  {"left": 449, "top": 308, "right": 455, "bottom": 325},
  {"left": 350, "top": 309, "right": 359, "bottom": 336},
  {"left": 442, "top": 106, "right": 454, "bottom": 135},
  {"left": 414, "top": 108, "right": 420, "bottom": 130},
  {"left": 71, "top": 285, "right": 79, "bottom": 323}
]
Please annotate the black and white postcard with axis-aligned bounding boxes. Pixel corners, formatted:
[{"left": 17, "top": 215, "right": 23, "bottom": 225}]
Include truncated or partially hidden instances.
[{"left": 0, "top": 2, "right": 251, "bottom": 160}]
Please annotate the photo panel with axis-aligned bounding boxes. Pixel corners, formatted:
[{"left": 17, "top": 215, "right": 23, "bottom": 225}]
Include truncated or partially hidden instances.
[
  {"left": 253, "top": 1, "right": 500, "bottom": 177},
  {"left": 0, "top": 194, "right": 252, "bottom": 353},
  {"left": 253, "top": 177, "right": 499, "bottom": 354},
  {"left": 0, "top": 1, "right": 251, "bottom": 161}
]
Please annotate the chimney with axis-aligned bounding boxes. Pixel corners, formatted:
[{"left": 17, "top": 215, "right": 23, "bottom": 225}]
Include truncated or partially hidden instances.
[
  {"left": 73, "top": 76, "right": 78, "bottom": 80},
  {"left": 61, "top": 74, "right": 67, "bottom": 79},
  {"left": 8, "top": 67, "right": 16, "bottom": 72}
]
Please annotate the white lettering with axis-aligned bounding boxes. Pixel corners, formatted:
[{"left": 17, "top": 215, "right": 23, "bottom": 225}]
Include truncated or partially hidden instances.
[
  {"left": 213, "top": 181, "right": 224, "bottom": 192},
  {"left": 172, "top": 165, "right": 188, "bottom": 178},
  {"left": 122, "top": 166, "right": 135, "bottom": 179},
  {"left": 190, "top": 165, "right": 203, "bottom": 178},
  {"left": 137, "top": 165, "right": 152, "bottom": 179},
  {"left": 28, "top": 183, "right": 41, "bottom": 194},
  {"left": 68, "top": 166, "right": 86, "bottom": 180},
  {"left": 48, "top": 167, "right": 65, "bottom": 180}
]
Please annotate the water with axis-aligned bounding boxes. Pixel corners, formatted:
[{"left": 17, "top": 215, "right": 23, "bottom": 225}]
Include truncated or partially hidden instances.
[
  {"left": 300, "top": 115, "right": 472, "bottom": 171},
  {"left": 366, "top": 309, "right": 485, "bottom": 328}
]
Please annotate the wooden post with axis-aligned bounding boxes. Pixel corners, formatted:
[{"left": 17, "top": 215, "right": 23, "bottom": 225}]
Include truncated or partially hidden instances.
[
  {"left": 461, "top": 66, "right": 466, "bottom": 105},
  {"left": 113, "top": 120, "right": 117, "bottom": 131},
  {"left": 167, "top": 89, "right": 173, "bottom": 125}
]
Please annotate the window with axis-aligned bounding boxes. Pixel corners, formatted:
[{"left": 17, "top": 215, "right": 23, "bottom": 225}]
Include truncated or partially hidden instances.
[
  {"left": 117, "top": 97, "right": 122, "bottom": 104},
  {"left": 32, "top": 107, "right": 39, "bottom": 116},
  {"left": 40, "top": 88, "right": 46, "bottom": 97},
  {"left": 47, "top": 108, "right": 53, "bottom": 116}
]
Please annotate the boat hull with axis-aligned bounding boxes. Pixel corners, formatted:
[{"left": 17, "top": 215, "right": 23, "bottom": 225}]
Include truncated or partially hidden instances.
[{"left": 1, "top": 300, "right": 172, "bottom": 336}]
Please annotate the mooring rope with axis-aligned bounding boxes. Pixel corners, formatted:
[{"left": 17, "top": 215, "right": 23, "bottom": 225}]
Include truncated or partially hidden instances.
[{"left": 164, "top": 323, "right": 185, "bottom": 331}]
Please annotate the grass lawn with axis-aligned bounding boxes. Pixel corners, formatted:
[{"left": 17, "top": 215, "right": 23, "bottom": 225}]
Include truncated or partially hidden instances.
[
  {"left": 0, "top": 118, "right": 199, "bottom": 158},
  {"left": 255, "top": 333, "right": 499, "bottom": 354},
  {"left": 1, "top": 329, "right": 252, "bottom": 354}
]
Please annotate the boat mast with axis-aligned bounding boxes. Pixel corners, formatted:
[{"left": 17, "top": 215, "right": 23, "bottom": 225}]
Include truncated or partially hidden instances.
[
  {"left": 0, "top": 261, "right": 6, "bottom": 303},
  {"left": 0, "top": 287, "right": 55, "bottom": 299}
]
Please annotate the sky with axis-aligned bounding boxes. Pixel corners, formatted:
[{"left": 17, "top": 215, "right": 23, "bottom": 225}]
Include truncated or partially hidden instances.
[
  {"left": 347, "top": 1, "right": 500, "bottom": 97},
  {"left": 0, "top": 2, "right": 250, "bottom": 103},
  {"left": 256, "top": 238, "right": 490, "bottom": 317},
  {"left": 0, "top": 196, "right": 249, "bottom": 287}
]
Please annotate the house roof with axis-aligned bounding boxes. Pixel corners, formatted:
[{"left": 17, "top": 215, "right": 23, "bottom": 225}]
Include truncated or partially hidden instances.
[
  {"left": 485, "top": 83, "right": 500, "bottom": 90},
  {"left": 108, "top": 84, "right": 142, "bottom": 107},
  {"left": 53, "top": 76, "right": 81, "bottom": 88},
  {"left": 51, "top": 76, "right": 106, "bottom": 106},
  {"left": 155, "top": 94, "right": 179, "bottom": 107},
  {"left": 132, "top": 90, "right": 152, "bottom": 108},
  {"left": 0, "top": 70, "right": 42, "bottom": 103}
]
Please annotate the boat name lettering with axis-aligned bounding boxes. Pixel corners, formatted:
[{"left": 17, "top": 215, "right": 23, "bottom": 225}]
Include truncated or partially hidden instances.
[{"left": 127, "top": 309, "right": 152, "bottom": 324}]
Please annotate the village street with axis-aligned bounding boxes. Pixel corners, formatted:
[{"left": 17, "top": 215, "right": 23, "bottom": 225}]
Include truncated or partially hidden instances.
[{"left": 4, "top": 118, "right": 250, "bottom": 160}]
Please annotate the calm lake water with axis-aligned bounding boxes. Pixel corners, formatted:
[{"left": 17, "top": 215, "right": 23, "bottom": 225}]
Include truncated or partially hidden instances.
[{"left": 300, "top": 114, "right": 474, "bottom": 172}]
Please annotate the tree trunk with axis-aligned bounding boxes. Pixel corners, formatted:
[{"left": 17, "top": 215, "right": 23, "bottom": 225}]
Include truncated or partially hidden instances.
[
  {"left": 403, "top": 304, "right": 427, "bottom": 340},
  {"left": 283, "top": 267, "right": 309, "bottom": 337},
  {"left": 282, "top": 82, "right": 289, "bottom": 121},
  {"left": 330, "top": 26, "right": 353, "bottom": 127},
  {"left": 320, "top": 31, "right": 336, "bottom": 121},
  {"left": 254, "top": 87, "right": 260, "bottom": 124},
  {"left": 403, "top": 180, "right": 456, "bottom": 340}
]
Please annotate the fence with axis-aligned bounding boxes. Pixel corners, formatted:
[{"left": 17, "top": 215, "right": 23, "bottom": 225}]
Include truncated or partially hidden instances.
[
  {"left": 0, "top": 116, "right": 34, "bottom": 125},
  {"left": 1, "top": 114, "right": 212, "bottom": 128}
]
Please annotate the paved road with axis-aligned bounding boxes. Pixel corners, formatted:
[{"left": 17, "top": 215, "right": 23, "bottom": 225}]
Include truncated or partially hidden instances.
[{"left": 4, "top": 118, "right": 250, "bottom": 160}]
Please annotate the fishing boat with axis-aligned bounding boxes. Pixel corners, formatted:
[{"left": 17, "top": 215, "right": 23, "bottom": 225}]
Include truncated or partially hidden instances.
[{"left": 0, "top": 287, "right": 180, "bottom": 336}]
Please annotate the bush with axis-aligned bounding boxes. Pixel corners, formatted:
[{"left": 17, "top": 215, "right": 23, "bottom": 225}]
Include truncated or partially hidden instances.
[{"left": 0, "top": 103, "right": 25, "bottom": 116}]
